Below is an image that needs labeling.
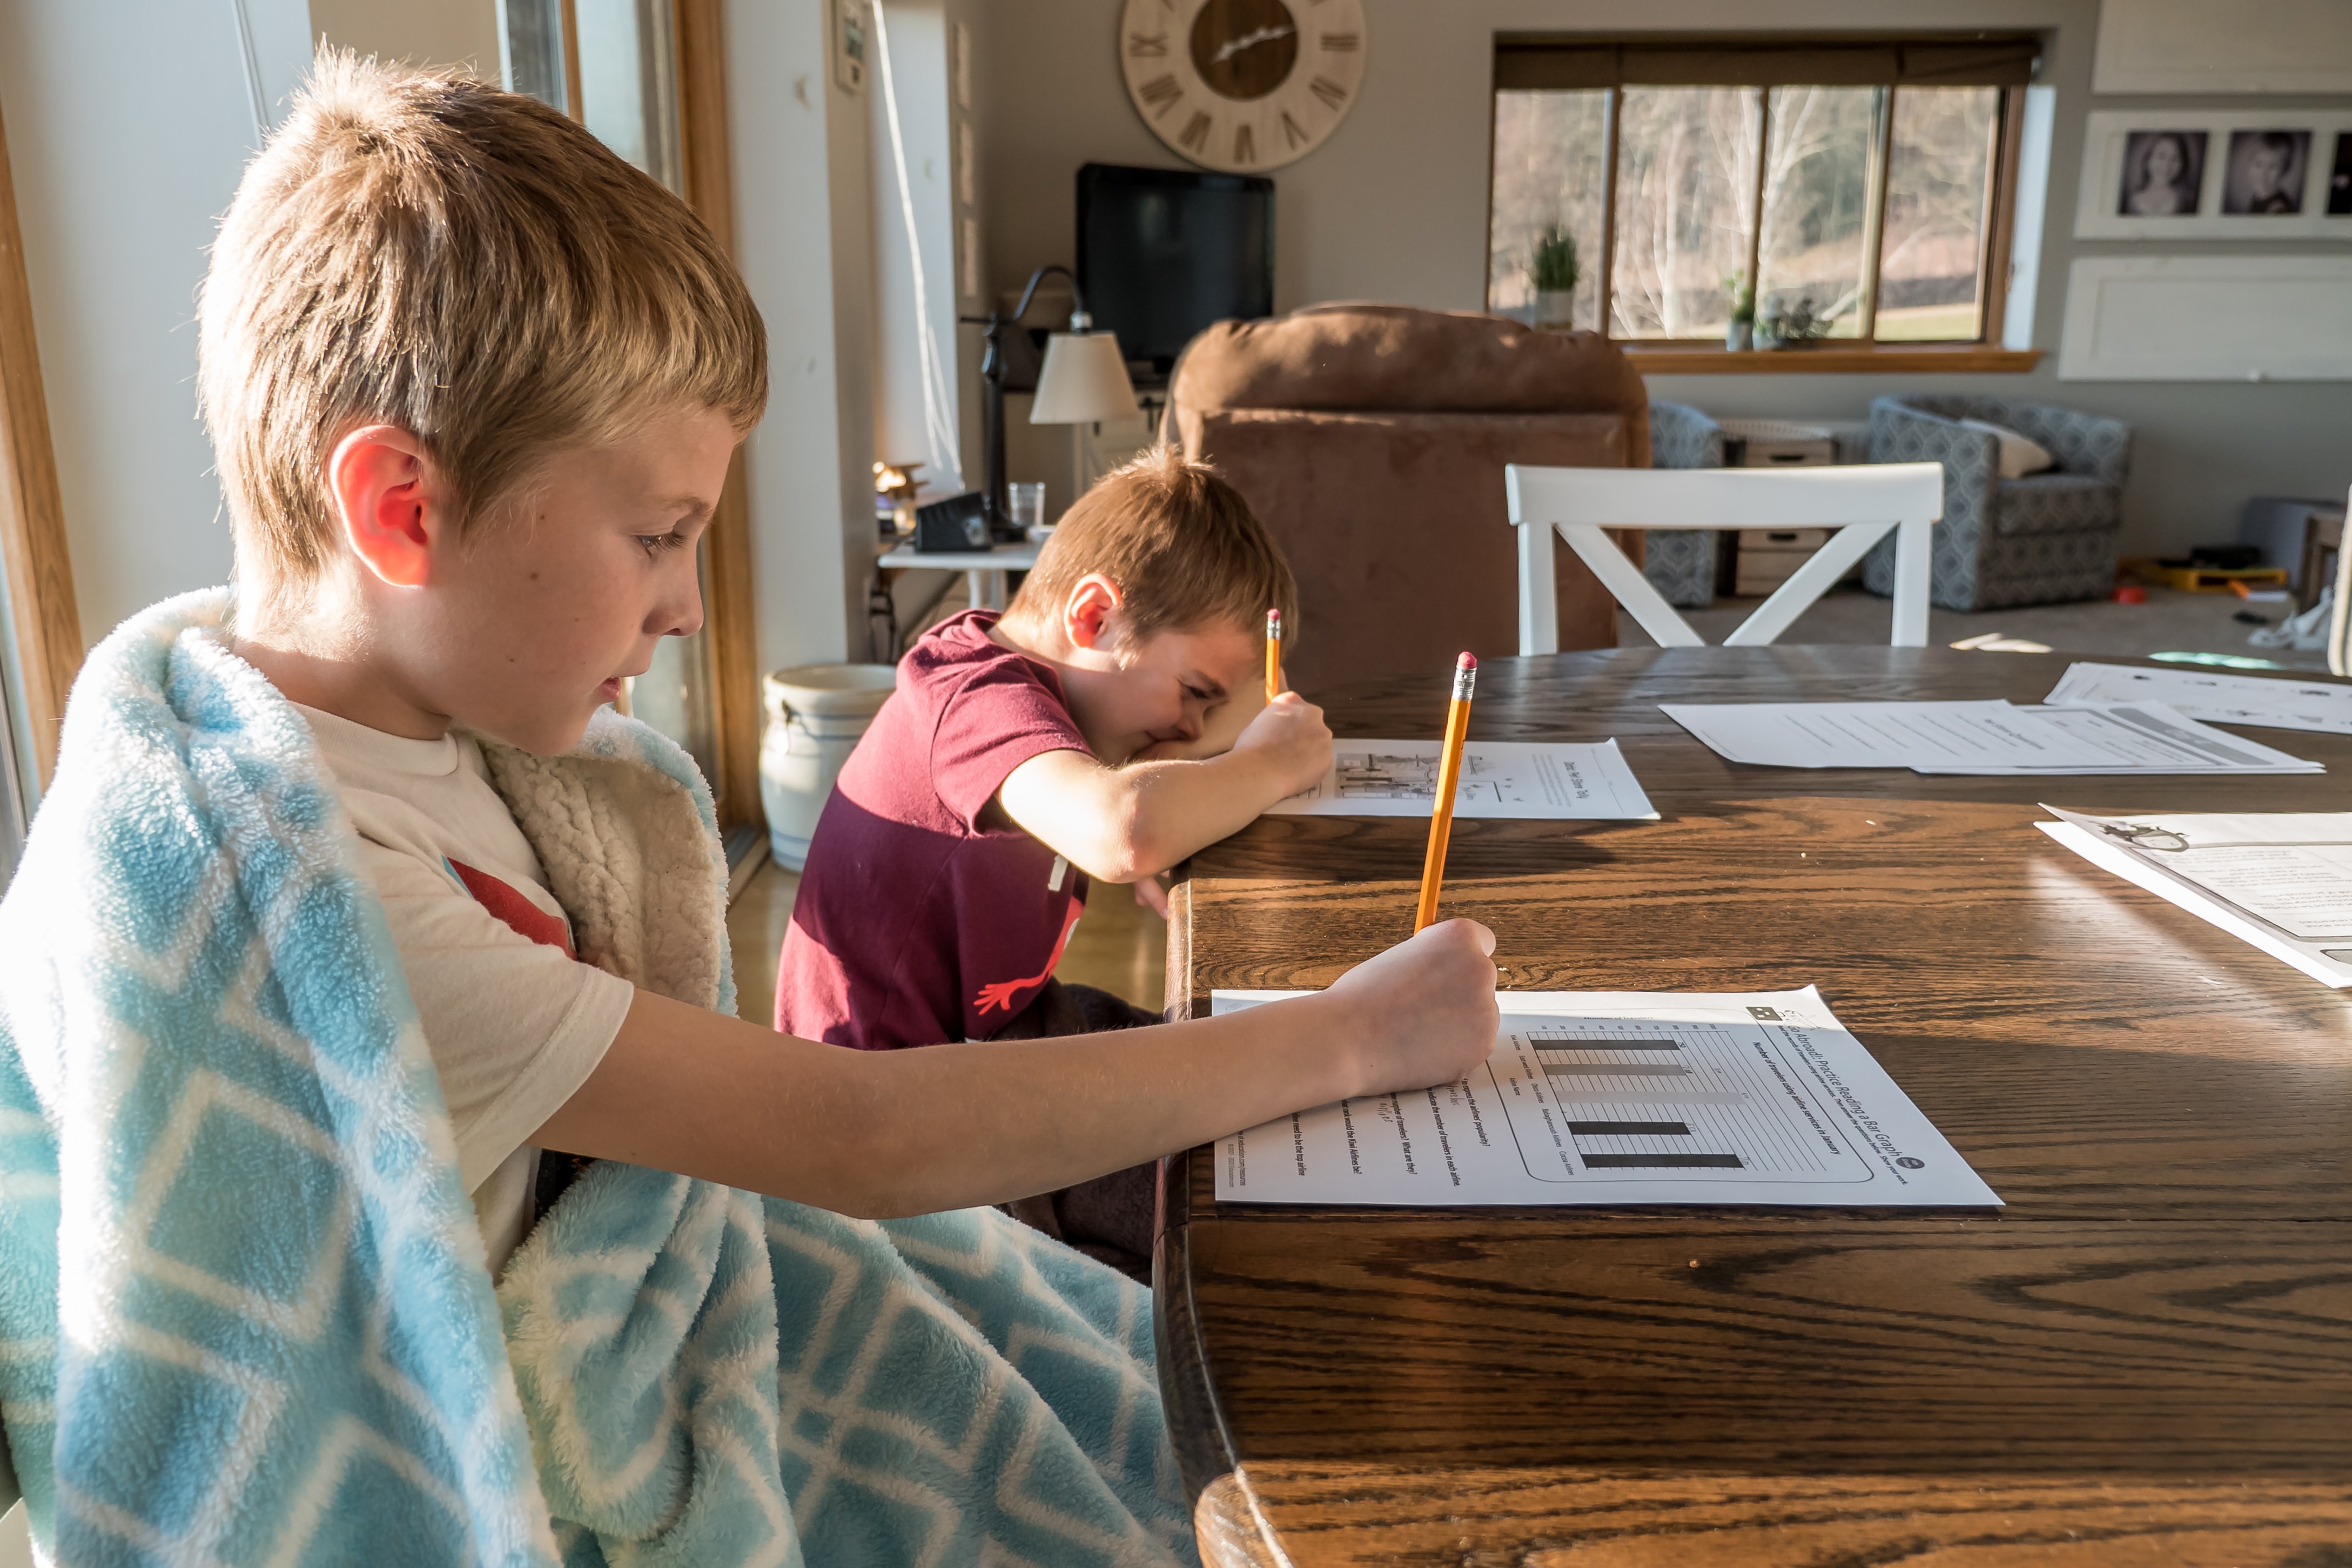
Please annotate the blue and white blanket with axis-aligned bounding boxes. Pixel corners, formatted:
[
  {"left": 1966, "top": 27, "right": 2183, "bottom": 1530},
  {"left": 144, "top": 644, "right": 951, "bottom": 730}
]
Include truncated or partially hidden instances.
[{"left": 0, "top": 589, "right": 1192, "bottom": 1566}]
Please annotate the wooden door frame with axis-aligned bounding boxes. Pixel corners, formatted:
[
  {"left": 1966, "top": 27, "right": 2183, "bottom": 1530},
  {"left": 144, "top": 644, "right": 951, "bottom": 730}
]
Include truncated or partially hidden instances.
[
  {"left": 674, "top": 0, "right": 764, "bottom": 831},
  {"left": 0, "top": 94, "right": 84, "bottom": 790}
]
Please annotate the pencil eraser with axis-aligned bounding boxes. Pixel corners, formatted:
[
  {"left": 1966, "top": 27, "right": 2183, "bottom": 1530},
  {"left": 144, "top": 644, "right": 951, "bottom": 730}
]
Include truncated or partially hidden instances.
[{"left": 1457, "top": 652, "right": 1477, "bottom": 670}]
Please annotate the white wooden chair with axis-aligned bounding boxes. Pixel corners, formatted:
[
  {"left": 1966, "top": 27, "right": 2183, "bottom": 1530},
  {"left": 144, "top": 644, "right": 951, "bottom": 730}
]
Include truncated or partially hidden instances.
[{"left": 1504, "top": 463, "right": 1944, "bottom": 651}]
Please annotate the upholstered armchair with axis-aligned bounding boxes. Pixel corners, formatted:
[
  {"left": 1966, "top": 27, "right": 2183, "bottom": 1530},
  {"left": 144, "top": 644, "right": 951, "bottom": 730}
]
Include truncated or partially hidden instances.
[
  {"left": 1644, "top": 402, "right": 1725, "bottom": 607},
  {"left": 1162, "top": 305, "right": 1651, "bottom": 694},
  {"left": 1863, "top": 395, "right": 2131, "bottom": 611}
]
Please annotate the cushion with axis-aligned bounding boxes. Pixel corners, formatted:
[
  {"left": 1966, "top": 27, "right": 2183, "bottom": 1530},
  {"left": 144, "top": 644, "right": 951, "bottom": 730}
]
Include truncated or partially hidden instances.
[
  {"left": 1955, "top": 417, "right": 2055, "bottom": 479},
  {"left": 1170, "top": 303, "right": 1649, "bottom": 421},
  {"left": 1185, "top": 406, "right": 1632, "bottom": 694}
]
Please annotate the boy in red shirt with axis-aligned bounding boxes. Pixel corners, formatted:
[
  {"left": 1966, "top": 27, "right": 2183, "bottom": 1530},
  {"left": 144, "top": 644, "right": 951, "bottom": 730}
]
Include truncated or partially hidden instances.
[{"left": 778, "top": 448, "right": 1332, "bottom": 1269}]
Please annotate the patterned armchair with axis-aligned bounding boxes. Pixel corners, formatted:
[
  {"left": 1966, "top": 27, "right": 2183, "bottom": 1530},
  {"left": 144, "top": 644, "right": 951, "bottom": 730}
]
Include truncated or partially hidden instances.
[
  {"left": 1644, "top": 401, "right": 1724, "bottom": 608},
  {"left": 1862, "top": 395, "right": 2131, "bottom": 611}
]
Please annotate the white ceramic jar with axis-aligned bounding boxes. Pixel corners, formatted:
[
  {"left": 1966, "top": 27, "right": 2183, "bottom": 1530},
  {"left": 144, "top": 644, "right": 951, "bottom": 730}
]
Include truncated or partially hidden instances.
[{"left": 759, "top": 664, "right": 900, "bottom": 870}]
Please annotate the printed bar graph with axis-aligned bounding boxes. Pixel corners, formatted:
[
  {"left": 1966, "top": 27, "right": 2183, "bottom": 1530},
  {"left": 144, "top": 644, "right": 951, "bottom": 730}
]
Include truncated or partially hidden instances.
[{"left": 1564, "top": 1120, "right": 1691, "bottom": 1136}]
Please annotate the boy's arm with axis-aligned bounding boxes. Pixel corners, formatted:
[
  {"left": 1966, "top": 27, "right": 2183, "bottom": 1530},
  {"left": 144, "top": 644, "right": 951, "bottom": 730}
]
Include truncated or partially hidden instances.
[
  {"left": 531, "top": 919, "right": 1498, "bottom": 1219},
  {"left": 994, "top": 692, "right": 1331, "bottom": 883}
]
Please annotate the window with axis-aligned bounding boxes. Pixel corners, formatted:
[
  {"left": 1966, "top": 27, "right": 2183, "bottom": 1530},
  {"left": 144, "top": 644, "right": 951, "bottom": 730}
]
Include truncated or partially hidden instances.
[{"left": 1488, "top": 39, "right": 2037, "bottom": 354}]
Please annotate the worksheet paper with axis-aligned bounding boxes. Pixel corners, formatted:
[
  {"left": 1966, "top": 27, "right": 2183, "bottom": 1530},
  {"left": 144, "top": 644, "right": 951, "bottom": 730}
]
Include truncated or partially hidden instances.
[
  {"left": 1265, "top": 737, "right": 1658, "bottom": 819},
  {"left": 1659, "top": 699, "right": 2320, "bottom": 775},
  {"left": 1209, "top": 987, "right": 1999, "bottom": 1208},
  {"left": 2046, "top": 662, "right": 2352, "bottom": 737},
  {"left": 2039, "top": 805, "right": 2352, "bottom": 987}
]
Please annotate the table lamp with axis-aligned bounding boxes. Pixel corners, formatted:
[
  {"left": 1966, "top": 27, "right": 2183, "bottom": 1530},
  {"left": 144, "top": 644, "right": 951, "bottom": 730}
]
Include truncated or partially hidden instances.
[{"left": 963, "top": 265, "right": 1139, "bottom": 542}]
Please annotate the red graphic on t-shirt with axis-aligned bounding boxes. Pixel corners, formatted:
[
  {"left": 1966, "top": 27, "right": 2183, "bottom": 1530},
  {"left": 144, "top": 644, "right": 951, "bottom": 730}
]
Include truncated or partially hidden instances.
[
  {"left": 972, "top": 899, "right": 1083, "bottom": 1017},
  {"left": 448, "top": 858, "right": 576, "bottom": 957}
]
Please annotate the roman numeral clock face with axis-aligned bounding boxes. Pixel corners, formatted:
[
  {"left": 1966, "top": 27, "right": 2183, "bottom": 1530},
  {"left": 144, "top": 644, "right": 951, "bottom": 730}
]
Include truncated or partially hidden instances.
[{"left": 1120, "top": 0, "right": 1367, "bottom": 174}]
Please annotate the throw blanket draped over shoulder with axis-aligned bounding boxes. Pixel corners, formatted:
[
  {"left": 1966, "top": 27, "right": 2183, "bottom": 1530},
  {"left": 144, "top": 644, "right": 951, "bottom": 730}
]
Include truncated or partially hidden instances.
[{"left": 0, "top": 589, "right": 1191, "bottom": 1566}]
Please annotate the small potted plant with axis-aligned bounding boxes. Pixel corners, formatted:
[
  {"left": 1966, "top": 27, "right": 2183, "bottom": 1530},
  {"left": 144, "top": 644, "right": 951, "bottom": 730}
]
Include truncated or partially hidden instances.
[
  {"left": 1530, "top": 224, "right": 1580, "bottom": 329},
  {"left": 1724, "top": 273, "right": 1755, "bottom": 351}
]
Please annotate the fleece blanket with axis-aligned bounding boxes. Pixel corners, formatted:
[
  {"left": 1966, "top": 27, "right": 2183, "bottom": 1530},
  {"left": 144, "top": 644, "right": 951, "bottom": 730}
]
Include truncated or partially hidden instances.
[{"left": 0, "top": 589, "right": 1192, "bottom": 1566}]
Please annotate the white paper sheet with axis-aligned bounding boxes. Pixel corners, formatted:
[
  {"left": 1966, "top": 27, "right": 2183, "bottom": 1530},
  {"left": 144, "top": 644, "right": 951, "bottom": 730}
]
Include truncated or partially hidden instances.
[
  {"left": 2037, "top": 816, "right": 2352, "bottom": 987},
  {"left": 1660, "top": 699, "right": 2321, "bottom": 775},
  {"left": 2046, "top": 661, "right": 2352, "bottom": 737},
  {"left": 1265, "top": 737, "right": 1658, "bottom": 819},
  {"left": 1209, "top": 987, "right": 2000, "bottom": 1208}
]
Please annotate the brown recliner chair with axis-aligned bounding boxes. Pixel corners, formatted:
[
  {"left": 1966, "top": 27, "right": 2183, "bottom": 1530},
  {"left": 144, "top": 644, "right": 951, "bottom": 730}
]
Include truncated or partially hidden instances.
[{"left": 1163, "top": 304, "right": 1650, "bottom": 696}]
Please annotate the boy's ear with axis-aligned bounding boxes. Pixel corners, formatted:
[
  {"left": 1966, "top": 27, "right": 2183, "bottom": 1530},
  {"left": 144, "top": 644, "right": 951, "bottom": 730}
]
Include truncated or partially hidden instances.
[
  {"left": 327, "top": 424, "right": 445, "bottom": 589},
  {"left": 1062, "top": 574, "right": 1125, "bottom": 652}
]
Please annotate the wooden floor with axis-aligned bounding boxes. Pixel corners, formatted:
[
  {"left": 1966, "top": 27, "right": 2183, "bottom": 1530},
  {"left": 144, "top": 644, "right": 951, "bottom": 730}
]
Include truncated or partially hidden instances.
[{"left": 730, "top": 855, "right": 1168, "bottom": 1025}]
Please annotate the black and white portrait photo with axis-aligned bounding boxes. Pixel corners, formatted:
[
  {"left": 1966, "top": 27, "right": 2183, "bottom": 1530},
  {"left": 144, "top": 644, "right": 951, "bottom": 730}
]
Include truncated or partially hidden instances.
[
  {"left": 2329, "top": 132, "right": 2352, "bottom": 217},
  {"left": 2117, "top": 130, "right": 2205, "bottom": 216},
  {"left": 2222, "top": 129, "right": 2311, "bottom": 215}
]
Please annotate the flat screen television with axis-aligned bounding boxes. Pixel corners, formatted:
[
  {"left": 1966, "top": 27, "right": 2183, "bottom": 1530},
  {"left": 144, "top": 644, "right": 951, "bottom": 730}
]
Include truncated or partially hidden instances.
[{"left": 1077, "top": 163, "right": 1273, "bottom": 387}]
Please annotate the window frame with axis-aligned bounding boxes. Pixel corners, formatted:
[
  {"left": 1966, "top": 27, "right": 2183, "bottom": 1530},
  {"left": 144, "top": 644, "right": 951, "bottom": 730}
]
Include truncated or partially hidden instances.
[{"left": 1488, "top": 36, "right": 2041, "bottom": 372}]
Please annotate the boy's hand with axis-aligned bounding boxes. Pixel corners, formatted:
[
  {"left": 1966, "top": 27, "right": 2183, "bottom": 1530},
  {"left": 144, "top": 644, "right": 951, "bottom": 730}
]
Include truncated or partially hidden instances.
[
  {"left": 1133, "top": 873, "right": 1171, "bottom": 917},
  {"left": 1230, "top": 691, "right": 1333, "bottom": 798},
  {"left": 1316, "top": 918, "right": 1500, "bottom": 1099}
]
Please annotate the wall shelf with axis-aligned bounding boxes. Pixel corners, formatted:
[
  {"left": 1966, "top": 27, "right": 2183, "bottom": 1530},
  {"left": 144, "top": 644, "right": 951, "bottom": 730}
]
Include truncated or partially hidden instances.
[{"left": 1624, "top": 347, "right": 2042, "bottom": 375}]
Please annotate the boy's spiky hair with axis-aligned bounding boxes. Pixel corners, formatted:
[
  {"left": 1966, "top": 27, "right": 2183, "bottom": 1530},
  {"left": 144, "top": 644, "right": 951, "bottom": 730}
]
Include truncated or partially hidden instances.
[
  {"left": 1007, "top": 446, "right": 1298, "bottom": 645},
  {"left": 199, "top": 53, "right": 767, "bottom": 607}
]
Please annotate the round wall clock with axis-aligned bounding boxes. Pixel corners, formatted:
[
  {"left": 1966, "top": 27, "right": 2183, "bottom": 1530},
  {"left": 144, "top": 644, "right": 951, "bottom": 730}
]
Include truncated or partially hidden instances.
[{"left": 1118, "top": 0, "right": 1368, "bottom": 175}]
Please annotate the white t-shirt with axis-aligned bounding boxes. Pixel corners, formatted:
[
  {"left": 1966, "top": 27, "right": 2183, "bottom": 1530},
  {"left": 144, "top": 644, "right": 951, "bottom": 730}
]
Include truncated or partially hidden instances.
[{"left": 297, "top": 704, "right": 635, "bottom": 1272}]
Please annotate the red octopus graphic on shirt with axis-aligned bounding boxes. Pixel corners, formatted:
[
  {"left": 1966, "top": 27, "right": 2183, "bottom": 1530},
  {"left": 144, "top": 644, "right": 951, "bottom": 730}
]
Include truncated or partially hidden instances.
[{"left": 971, "top": 898, "right": 1084, "bottom": 1016}]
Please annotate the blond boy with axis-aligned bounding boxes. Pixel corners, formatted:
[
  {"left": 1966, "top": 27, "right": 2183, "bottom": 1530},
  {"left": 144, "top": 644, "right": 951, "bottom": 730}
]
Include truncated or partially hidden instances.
[{"left": 187, "top": 66, "right": 1495, "bottom": 1264}]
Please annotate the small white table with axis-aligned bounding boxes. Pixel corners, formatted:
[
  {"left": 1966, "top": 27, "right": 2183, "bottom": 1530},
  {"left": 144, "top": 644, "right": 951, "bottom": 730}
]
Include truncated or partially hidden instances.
[{"left": 875, "top": 541, "right": 1041, "bottom": 612}]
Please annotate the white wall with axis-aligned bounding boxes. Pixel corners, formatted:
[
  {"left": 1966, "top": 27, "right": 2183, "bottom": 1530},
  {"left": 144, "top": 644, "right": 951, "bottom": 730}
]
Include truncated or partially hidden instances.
[
  {"left": 0, "top": 0, "right": 310, "bottom": 642},
  {"left": 0, "top": 0, "right": 505, "bottom": 649},
  {"left": 729, "top": 0, "right": 878, "bottom": 674},
  {"left": 975, "top": 0, "right": 2352, "bottom": 557}
]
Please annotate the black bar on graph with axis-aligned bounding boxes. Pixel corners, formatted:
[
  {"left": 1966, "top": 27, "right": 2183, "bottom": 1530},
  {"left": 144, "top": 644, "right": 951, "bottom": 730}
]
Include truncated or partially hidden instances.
[
  {"left": 1580, "top": 1153, "right": 1743, "bottom": 1169},
  {"left": 1534, "top": 1038, "right": 1682, "bottom": 1051},
  {"left": 1565, "top": 1120, "right": 1691, "bottom": 1136},
  {"left": 1541, "top": 1062, "right": 1690, "bottom": 1076}
]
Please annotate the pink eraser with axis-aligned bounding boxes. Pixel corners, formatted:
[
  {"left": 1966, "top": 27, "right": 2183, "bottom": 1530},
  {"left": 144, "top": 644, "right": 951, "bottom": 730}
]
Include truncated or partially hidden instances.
[{"left": 1457, "top": 651, "right": 1477, "bottom": 670}]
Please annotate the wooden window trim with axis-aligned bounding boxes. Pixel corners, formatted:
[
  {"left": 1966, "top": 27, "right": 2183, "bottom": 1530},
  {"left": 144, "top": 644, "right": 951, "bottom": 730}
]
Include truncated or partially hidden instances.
[
  {"left": 673, "top": 0, "right": 763, "bottom": 832},
  {"left": 0, "top": 97, "right": 84, "bottom": 787},
  {"left": 1494, "top": 35, "right": 2040, "bottom": 371},
  {"left": 1622, "top": 345, "right": 2041, "bottom": 374}
]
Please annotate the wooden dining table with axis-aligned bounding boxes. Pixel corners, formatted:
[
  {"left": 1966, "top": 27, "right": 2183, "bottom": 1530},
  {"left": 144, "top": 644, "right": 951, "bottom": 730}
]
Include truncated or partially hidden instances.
[{"left": 1153, "top": 645, "right": 2352, "bottom": 1567}]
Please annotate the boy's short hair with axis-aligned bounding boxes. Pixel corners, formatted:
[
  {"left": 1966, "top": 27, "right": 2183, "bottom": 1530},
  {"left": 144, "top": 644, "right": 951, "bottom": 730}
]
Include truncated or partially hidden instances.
[
  {"left": 1008, "top": 446, "right": 1298, "bottom": 645},
  {"left": 199, "top": 53, "right": 767, "bottom": 605}
]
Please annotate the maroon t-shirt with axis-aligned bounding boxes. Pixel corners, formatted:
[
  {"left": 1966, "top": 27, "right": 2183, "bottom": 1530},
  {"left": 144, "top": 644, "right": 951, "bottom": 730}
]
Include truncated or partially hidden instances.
[{"left": 775, "top": 610, "right": 1092, "bottom": 1049}]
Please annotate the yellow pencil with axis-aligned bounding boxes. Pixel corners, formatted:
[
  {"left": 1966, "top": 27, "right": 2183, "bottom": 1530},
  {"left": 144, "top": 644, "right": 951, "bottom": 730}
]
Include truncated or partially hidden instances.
[
  {"left": 1265, "top": 608, "right": 1283, "bottom": 702},
  {"left": 1414, "top": 652, "right": 1476, "bottom": 933}
]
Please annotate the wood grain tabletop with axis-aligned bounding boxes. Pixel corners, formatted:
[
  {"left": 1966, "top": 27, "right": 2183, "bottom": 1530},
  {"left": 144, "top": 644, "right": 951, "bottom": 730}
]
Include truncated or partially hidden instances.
[{"left": 1153, "top": 646, "right": 2352, "bottom": 1567}]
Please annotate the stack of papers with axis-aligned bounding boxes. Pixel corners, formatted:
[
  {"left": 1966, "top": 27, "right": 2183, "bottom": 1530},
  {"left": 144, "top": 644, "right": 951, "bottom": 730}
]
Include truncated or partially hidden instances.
[
  {"left": 1267, "top": 738, "right": 1658, "bottom": 819},
  {"left": 1209, "top": 987, "right": 1999, "bottom": 1208},
  {"left": 2046, "top": 662, "right": 2352, "bottom": 737},
  {"left": 1660, "top": 699, "right": 2322, "bottom": 776},
  {"left": 2039, "top": 805, "right": 2352, "bottom": 987}
]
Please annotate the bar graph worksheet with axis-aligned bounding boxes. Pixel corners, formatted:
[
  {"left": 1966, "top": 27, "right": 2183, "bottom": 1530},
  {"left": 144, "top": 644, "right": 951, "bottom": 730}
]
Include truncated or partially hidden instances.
[
  {"left": 2046, "top": 662, "right": 2352, "bottom": 737},
  {"left": 1209, "top": 987, "right": 1999, "bottom": 1208},
  {"left": 1265, "top": 738, "right": 1658, "bottom": 819}
]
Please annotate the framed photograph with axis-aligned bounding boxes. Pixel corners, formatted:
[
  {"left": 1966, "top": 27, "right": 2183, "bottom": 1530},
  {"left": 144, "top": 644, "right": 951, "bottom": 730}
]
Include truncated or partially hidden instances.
[
  {"left": 2116, "top": 130, "right": 2207, "bottom": 217},
  {"left": 2222, "top": 130, "right": 2312, "bottom": 215},
  {"left": 2078, "top": 111, "right": 2352, "bottom": 239}
]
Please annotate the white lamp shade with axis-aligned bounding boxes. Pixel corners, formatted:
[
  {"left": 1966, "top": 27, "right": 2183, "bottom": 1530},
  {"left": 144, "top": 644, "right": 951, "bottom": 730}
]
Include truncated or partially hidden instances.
[{"left": 1029, "top": 331, "right": 1140, "bottom": 425}]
